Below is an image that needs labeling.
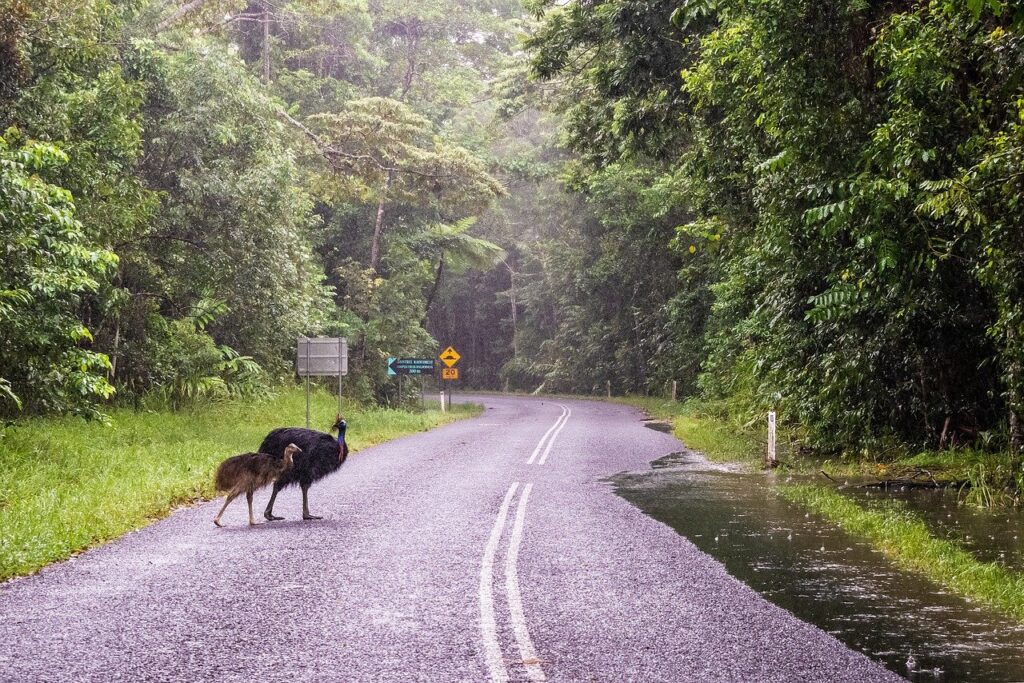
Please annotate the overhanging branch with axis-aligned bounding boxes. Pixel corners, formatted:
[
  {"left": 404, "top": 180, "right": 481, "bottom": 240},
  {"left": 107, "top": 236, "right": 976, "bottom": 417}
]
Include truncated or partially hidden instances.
[
  {"left": 155, "top": 0, "right": 214, "bottom": 33},
  {"left": 275, "top": 110, "right": 466, "bottom": 182}
]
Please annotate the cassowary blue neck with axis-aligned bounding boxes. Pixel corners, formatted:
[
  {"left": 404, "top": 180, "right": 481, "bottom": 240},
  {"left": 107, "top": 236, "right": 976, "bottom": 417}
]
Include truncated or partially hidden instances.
[{"left": 337, "top": 428, "right": 347, "bottom": 445}]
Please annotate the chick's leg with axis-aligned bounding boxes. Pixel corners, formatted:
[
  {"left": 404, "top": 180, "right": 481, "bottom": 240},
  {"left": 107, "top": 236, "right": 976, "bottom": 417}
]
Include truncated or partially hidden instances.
[
  {"left": 246, "top": 490, "right": 258, "bottom": 526},
  {"left": 214, "top": 491, "right": 240, "bottom": 527}
]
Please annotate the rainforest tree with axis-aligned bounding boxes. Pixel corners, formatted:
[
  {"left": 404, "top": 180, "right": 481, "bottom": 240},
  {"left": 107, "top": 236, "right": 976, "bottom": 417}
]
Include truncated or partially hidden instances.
[
  {"left": 0, "top": 0, "right": 519, "bottom": 413},
  {"left": 513, "top": 0, "right": 1024, "bottom": 460},
  {"left": 6, "top": 0, "right": 1024, "bottom": 473}
]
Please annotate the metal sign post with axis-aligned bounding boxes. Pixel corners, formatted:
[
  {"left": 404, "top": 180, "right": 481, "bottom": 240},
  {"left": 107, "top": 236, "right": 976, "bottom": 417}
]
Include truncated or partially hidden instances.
[
  {"left": 439, "top": 345, "right": 461, "bottom": 411},
  {"left": 304, "top": 339, "right": 311, "bottom": 428},
  {"left": 342, "top": 335, "right": 350, "bottom": 417},
  {"left": 296, "top": 337, "right": 348, "bottom": 429}
]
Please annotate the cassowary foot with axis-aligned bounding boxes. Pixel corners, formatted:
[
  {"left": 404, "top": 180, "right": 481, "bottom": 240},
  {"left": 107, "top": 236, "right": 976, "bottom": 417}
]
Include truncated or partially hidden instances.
[
  {"left": 264, "top": 512, "right": 284, "bottom": 521},
  {"left": 302, "top": 514, "right": 322, "bottom": 521}
]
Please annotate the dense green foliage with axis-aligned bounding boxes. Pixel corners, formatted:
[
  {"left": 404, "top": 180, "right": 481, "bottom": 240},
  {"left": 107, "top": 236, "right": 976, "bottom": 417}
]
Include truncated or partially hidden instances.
[
  {"left": 0, "top": 133, "right": 118, "bottom": 415},
  {"left": 4, "top": 0, "right": 1024, "bottom": 472},
  {"left": 0, "top": 0, "right": 518, "bottom": 414},
  {"left": 443, "top": 0, "right": 1024, "bottom": 467}
]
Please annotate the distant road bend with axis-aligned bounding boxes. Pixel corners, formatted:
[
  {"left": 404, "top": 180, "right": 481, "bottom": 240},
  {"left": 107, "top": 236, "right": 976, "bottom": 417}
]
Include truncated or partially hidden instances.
[{"left": 0, "top": 395, "right": 899, "bottom": 682}]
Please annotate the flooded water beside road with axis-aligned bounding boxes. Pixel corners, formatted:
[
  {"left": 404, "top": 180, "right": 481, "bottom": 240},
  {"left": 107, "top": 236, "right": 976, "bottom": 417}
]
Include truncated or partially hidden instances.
[
  {"left": 610, "top": 451, "right": 1024, "bottom": 682},
  {"left": 842, "top": 486, "right": 1024, "bottom": 573}
]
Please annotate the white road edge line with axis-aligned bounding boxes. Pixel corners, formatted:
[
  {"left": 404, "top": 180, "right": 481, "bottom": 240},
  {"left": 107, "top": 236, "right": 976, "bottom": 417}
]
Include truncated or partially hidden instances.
[
  {"left": 537, "top": 407, "right": 571, "bottom": 466},
  {"left": 480, "top": 482, "right": 519, "bottom": 683},
  {"left": 526, "top": 405, "right": 568, "bottom": 465},
  {"left": 504, "top": 483, "right": 546, "bottom": 681}
]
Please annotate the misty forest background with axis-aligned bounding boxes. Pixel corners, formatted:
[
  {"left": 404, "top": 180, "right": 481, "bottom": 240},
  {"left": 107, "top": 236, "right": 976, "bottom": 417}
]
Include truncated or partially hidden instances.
[{"left": 3, "top": 0, "right": 1024, "bottom": 466}]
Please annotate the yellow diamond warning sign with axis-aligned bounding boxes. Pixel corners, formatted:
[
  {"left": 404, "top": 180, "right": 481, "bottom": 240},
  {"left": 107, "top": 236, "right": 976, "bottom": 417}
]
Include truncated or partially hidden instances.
[
  {"left": 442, "top": 367, "right": 459, "bottom": 381},
  {"left": 439, "top": 346, "right": 461, "bottom": 368}
]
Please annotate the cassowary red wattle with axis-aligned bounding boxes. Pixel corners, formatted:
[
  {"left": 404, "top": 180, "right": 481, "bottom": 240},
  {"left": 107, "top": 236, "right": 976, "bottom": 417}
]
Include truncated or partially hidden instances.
[{"left": 258, "top": 415, "right": 348, "bottom": 521}]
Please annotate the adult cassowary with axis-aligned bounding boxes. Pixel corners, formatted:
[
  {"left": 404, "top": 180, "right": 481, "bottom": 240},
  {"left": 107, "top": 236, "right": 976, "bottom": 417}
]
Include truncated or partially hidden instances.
[{"left": 258, "top": 415, "right": 348, "bottom": 521}]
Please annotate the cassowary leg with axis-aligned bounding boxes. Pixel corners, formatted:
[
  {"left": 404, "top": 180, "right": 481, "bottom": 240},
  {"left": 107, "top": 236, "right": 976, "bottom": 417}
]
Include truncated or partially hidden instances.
[
  {"left": 264, "top": 483, "right": 284, "bottom": 521},
  {"left": 213, "top": 491, "right": 241, "bottom": 527},
  {"left": 301, "top": 484, "right": 322, "bottom": 520},
  {"left": 246, "top": 490, "right": 258, "bottom": 526}
]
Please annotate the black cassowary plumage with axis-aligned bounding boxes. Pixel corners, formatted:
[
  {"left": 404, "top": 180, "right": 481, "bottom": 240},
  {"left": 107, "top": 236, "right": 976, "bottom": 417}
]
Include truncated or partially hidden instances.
[{"left": 258, "top": 415, "right": 348, "bottom": 521}]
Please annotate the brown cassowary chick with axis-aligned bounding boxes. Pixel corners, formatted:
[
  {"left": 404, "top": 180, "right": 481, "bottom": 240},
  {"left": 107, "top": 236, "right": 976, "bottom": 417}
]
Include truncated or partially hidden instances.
[
  {"left": 258, "top": 415, "right": 347, "bottom": 521},
  {"left": 213, "top": 443, "right": 301, "bottom": 527}
]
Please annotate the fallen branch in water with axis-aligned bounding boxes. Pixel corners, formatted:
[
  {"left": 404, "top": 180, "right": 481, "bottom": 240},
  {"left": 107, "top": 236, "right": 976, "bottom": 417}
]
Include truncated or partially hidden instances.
[
  {"left": 859, "top": 469, "right": 966, "bottom": 490},
  {"left": 817, "top": 467, "right": 967, "bottom": 490},
  {"left": 861, "top": 479, "right": 943, "bottom": 489}
]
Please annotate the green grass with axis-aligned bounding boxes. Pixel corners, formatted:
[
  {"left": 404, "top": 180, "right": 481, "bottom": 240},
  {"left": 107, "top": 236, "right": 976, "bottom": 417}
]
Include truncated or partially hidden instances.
[
  {"left": 0, "top": 387, "right": 480, "bottom": 581},
  {"left": 615, "top": 397, "right": 1020, "bottom": 490},
  {"left": 780, "top": 483, "right": 1024, "bottom": 622},
  {"left": 614, "top": 396, "right": 763, "bottom": 464}
]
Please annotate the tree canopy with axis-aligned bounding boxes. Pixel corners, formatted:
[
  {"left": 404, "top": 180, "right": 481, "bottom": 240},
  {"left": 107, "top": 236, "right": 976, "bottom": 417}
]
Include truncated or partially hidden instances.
[{"left": 3, "top": 0, "right": 1024, "bottom": 470}]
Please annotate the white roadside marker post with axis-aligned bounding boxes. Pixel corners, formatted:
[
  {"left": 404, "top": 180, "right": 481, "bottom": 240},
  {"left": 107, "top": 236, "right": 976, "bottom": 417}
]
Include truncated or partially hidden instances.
[
  {"left": 337, "top": 337, "right": 344, "bottom": 417},
  {"left": 767, "top": 411, "right": 777, "bottom": 467}
]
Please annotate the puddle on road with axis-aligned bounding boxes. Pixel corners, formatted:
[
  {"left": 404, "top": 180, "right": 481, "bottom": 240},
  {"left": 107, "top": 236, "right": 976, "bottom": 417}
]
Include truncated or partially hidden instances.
[
  {"left": 610, "top": 451, "right": 1024, "bottom": 682},
  {"left": 642, "top": 420, "right": 673, "bottom": 433}
]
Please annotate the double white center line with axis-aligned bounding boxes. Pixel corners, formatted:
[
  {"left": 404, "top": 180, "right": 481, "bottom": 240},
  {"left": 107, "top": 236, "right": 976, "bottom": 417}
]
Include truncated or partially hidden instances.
[
  {"left": 479, "top": 405, "right": 572, "bottom": 680},
  {"left": 526, "top": 404, "right": 570, "bottom": 466},
  {"left": 479, "top": 482, "right": 545, "bottom": 682}
]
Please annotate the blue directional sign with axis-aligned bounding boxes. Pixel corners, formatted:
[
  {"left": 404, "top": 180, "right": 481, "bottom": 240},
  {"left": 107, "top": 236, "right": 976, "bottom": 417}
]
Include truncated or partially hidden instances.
[{"left": 387, "top": 357, "right": 435, "bottom": 376}]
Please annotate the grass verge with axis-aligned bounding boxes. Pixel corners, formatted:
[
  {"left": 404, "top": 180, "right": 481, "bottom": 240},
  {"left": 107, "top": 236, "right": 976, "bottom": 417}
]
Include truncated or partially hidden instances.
[
  {"left": 780, "top": 483, "right": 1024, "bottom": 621},
  {"left": 616, "top": 397, "right": 1021, "bottom": 492},
  {"left": 613, "top": 396, "right": 763, "bottom": 464},
  {"left": 0, "top": 387, "right": 480, "bottom": 581}
]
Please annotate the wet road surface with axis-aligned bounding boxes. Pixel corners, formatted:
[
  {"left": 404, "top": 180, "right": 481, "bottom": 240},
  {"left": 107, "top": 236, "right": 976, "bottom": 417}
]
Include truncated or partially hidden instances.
[{"left": 0, "top": 396, "right": 900, "bottom": 682}]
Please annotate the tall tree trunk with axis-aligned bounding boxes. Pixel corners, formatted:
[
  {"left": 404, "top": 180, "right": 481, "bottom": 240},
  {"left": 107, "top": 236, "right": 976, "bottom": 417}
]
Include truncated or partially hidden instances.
[
  {"left": 507, "top": 266, "right": 518, "bottom": 358},
  {"left": 369, "top": 170, "right": 394, "bottom": 271},
  {"left": 110, "top": 315, "right": 121, "bottom": 381},
  {"left": 261, "top": 1, "right": 271, "bottom": 84},
  {"left": 109, "top": 271, "right": 123, "bottom": 381},
  {"left": 1009, "top": 328, "right": 1023, "bottom": 463},
  {"left": 421, "top": 254, "right": 445, "bottom": 326},
  {"left": 400, "top": 25, "right": 419, "bottom": 100},
  {"left": 1011, "top": 408, "right": 1022, "bottom": 456},
  {"left": 369, "top": 23, "right": 416, "bottom": 273}
]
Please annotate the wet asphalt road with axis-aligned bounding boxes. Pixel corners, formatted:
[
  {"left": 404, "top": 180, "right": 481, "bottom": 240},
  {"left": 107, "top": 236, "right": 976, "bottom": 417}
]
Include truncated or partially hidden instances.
[{"left": 0, "top": 395, "right": 900, "bottom": 682}]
